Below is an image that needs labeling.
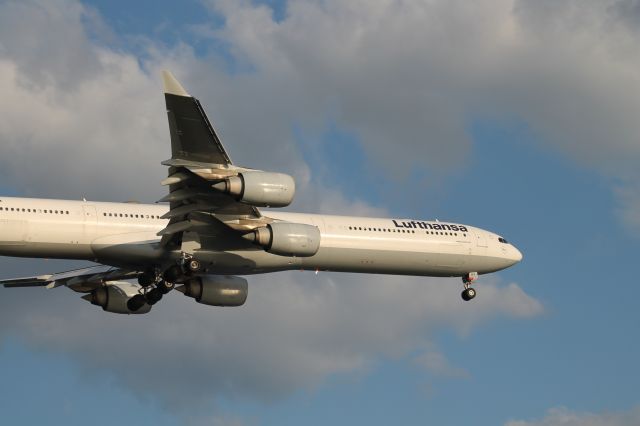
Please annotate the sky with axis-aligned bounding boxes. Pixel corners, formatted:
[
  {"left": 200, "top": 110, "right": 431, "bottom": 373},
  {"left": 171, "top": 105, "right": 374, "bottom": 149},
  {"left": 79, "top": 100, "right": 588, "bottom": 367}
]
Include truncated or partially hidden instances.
[{"left": 0, "top": 0, "right": 639, "bottom": 425}]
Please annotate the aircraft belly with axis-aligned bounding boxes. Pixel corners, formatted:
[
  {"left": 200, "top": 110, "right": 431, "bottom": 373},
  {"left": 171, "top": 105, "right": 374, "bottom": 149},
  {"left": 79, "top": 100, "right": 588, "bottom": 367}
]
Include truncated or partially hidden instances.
[
  {"left": 194, "top": 244, "right": 511, "bottom": 277},
  {"left": 300, "top": 247, "right": 470, "bottom": 276},
  {"left": 0, "top": 219, "right": 27, "bottom": 246},
  {"left": 0, "top": 219, "right": 95, "bottom": 258},
  {"left": 196, "top": 249, "right": 302, "bottom": 274},
  {"left": 0, "top": 241, "right": 95, "bottom": 259},
  {"left": 300, "top": 247, "right": 511, "bottom": 277},
  {"left": 91, "top": 232, "right": 166, "bottom": 265}
]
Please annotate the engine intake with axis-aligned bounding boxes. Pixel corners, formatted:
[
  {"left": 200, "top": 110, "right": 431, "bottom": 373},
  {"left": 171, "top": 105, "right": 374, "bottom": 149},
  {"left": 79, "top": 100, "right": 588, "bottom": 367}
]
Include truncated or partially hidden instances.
[
  {"left": 177, "top": 275, "right": 248, "bottom": 307},
  {"left": 212, "top": 171, "right": 295, "bottom": 207},
  {"left": 83, "top": 281, "right": 151, "bottom": 314},
  {"left": 244, "top": 222, "right": 321, "bottom": 257}
]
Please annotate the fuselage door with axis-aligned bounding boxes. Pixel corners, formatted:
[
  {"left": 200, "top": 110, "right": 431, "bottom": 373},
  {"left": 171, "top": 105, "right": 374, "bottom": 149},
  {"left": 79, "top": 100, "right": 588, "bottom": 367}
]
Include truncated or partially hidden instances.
[
  {"left": 476, "top": 231, "right": 488, "bottom": 248},
  {"left": 82, "top": 205, "right": 98, "bottom": 243},
  {"left": 82, "top": 205, "right": 97, "bottom": 223}
]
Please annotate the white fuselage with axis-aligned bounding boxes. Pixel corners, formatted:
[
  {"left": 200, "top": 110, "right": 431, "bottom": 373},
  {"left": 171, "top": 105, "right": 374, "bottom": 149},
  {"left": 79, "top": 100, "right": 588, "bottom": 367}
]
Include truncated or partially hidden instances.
[{"left": 0, "top": 197, "right": 522, "bottom": 277}]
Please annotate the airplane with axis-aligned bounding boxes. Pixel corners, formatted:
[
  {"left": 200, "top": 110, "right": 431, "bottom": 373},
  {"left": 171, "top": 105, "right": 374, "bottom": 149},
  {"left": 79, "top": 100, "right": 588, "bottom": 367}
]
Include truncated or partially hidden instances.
[{"left": 0, "top": 71, "right": 523, "bottom": 314}]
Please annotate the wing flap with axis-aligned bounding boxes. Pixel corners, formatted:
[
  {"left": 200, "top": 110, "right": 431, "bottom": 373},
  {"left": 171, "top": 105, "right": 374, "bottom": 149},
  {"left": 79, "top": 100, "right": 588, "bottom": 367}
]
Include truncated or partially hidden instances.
[{"left": 159, "top": 71, "right": 267, "bottom": 248}]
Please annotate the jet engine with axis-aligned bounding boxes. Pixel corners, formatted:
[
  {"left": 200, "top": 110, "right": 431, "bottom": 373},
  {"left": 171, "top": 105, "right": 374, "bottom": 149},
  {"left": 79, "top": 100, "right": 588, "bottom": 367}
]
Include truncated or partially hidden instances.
[
  {"left": 212, "top": 171, "right": 295, "bottom": 207},
  {"left": 82, "top": 281, "right": 151, "bottom": 314},
  {"left": 176, "top": 275, "right": 248, "bottom": 307},
  {"left": 243, "top": 222, "right": 321, "bottom": 257}
]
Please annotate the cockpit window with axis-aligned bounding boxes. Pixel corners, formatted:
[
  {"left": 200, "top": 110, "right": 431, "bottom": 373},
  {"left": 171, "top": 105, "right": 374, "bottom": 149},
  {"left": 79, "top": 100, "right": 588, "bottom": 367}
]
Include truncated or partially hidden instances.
[{"left": 498, "top": 237, "right": 509, "bottom": 244}]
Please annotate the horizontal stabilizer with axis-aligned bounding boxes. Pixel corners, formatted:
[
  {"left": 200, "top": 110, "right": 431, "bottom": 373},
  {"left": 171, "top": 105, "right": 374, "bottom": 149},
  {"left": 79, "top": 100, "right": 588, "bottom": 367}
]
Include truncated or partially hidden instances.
[{"left": 1, "top": 265, "right": 137, "bottom": 291}]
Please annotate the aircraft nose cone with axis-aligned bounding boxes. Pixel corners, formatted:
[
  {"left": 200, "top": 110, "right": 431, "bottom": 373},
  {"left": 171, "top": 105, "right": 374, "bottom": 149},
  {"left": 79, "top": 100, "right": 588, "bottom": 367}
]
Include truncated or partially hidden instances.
[{"left": 512, "top": 245, "right": 523, "bottom": 263}]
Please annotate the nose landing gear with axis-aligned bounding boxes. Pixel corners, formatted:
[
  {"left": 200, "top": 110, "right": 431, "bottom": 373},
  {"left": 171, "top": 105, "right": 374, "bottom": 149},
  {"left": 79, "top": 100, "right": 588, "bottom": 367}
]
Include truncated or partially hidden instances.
[{"left": 461, "top": 272, "right": 478, "bottom": 301}]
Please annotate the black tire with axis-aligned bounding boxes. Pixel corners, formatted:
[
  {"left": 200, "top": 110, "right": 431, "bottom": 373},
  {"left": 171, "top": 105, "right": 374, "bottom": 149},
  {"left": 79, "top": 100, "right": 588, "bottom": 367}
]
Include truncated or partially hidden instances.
[
  {"left": 127, "top": 294, "right": 147, "bottom": 312},
  {"left": 163, "top": 265, "right": 183, "bottom": 283},
  {"left": 137, "top": 271, "right": 155, "bottom": 287},
  {"left": 157, "top": 280, "right": 174, "bottom": 295},
  {"left": 467, "top": 288, "right": 476, "bottom": 299},
  {"left": 145, "top": 288, "right": 163, "bottom": 305},
  {"left": 461, "top": 288, "right": 476, "bottom": 301}
]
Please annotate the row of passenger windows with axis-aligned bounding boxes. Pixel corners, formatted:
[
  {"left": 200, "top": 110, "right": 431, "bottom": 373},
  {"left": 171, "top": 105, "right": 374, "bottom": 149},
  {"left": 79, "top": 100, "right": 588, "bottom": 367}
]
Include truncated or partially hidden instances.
[
  {"left": 0, "top": 206, "right": 69, "bottom": 214},
  {"left": 102, "top": 212, "right": 163, "bottom": 219},
  {"left": 0, "top": 206, "right": 164, "bottom": 220},
  {"left": 347, "top": 226, "right": 465, "bottom": 237}
]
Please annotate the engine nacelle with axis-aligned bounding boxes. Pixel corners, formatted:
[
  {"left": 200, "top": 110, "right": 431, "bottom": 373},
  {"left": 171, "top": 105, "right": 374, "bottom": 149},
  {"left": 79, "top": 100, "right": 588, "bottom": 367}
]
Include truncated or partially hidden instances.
[
  {"left": 83, "top": 281, "right": 151, "bottom": 314},
  {"left": 245, "top": 222, "right": 321, "bottom": 257},
  {"left": 177, "top": 275, "right": 248, "bottom": 307},
  {"left": 212, "top": 171, "right": 295, "bottom": 207}
]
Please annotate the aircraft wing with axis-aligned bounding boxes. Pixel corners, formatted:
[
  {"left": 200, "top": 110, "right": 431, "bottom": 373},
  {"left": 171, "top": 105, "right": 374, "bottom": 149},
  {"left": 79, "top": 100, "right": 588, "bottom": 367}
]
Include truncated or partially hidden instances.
[
  {"left": 0, "top": 265, "right": 138, "bottom": 292},
  {"left": 158, "top": 72, "right": 269, "bottom": 249}
]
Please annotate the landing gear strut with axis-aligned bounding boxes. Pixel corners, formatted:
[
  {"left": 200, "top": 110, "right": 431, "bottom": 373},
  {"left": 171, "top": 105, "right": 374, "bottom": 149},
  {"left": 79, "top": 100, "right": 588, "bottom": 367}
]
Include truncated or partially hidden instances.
[
  {"left": 461, "top": 272, "right": 478, "bottom": 301},
  {"left": 128, "top": 256, "right": 203, "bottom": 312}
]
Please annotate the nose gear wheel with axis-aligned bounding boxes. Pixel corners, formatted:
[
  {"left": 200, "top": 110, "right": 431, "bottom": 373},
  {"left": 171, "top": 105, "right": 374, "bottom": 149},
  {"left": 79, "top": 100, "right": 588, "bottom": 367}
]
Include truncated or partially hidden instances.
[{"left": 461, "top": 272, "right": 478, "bottom": 301}]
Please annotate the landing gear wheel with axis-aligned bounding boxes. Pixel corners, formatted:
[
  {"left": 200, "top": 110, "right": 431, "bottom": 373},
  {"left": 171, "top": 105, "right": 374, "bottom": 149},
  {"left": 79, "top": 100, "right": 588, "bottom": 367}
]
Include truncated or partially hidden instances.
[
  {"left": 156, "top": 280, "right": 174, "bottom": 295},
  {"left": 461, "top": 287, "right": 477, "bottom": 301},
  {"left": 145, "top": 288, "right": 163, "bottom": 305},
  {"left": 163, "top": 265, "right": 183, "bottom": 283},
  {"left": 127, "top": 294, "right": 147, "bottom": 312},
  {"left": 137, "top": 270, "right": 155, "bottom": 287},
  {"left": 187, "top": 259, "right": 202, "bottom": 273}
]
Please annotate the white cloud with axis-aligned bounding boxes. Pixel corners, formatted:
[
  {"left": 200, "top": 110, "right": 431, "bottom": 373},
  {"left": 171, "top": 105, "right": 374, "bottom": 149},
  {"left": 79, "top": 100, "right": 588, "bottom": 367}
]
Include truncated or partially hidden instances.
[
  {"left": 506, "top": 406, "right": 640, "bottom": 426},
  {"left": 615, "top": 185, "right": 640, "bottom": 234},
  {"left": 413, "top": 350, "right": 470, "bottom": 379},
  {"left": 3, "top": 0, "right": 640, "bottom": 222},
  {"left": 202, "top": 0, "right": 640, "bottom": 229},
  {"left": 0, "top": 262, "right": 541, "bottom": 409}
]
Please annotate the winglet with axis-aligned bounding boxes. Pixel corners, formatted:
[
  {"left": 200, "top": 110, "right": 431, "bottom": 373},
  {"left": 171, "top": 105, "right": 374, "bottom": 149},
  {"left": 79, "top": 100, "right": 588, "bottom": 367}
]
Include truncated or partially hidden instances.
[{"left": 162, "top": 70, "right": 190, "bottom": 97}]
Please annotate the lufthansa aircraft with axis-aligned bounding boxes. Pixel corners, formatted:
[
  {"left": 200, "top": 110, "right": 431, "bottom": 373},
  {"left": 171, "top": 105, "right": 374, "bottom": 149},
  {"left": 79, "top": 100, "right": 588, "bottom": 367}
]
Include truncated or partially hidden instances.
[{"left": 0, "top": 72, "right": 522, "bottom": 314}]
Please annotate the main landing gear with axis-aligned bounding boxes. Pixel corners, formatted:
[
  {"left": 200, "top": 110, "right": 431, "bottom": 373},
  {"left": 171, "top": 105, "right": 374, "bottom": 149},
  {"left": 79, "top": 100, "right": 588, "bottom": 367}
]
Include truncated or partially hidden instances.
[
  {"left": 128, "top": 255, "right": 204, "bottom": 312},
  {"left": 461, "top": 272, "right": 478, "bottom": 301},
  {"left": 128, "top": 272, "right": 176, "bottom": 311}
]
